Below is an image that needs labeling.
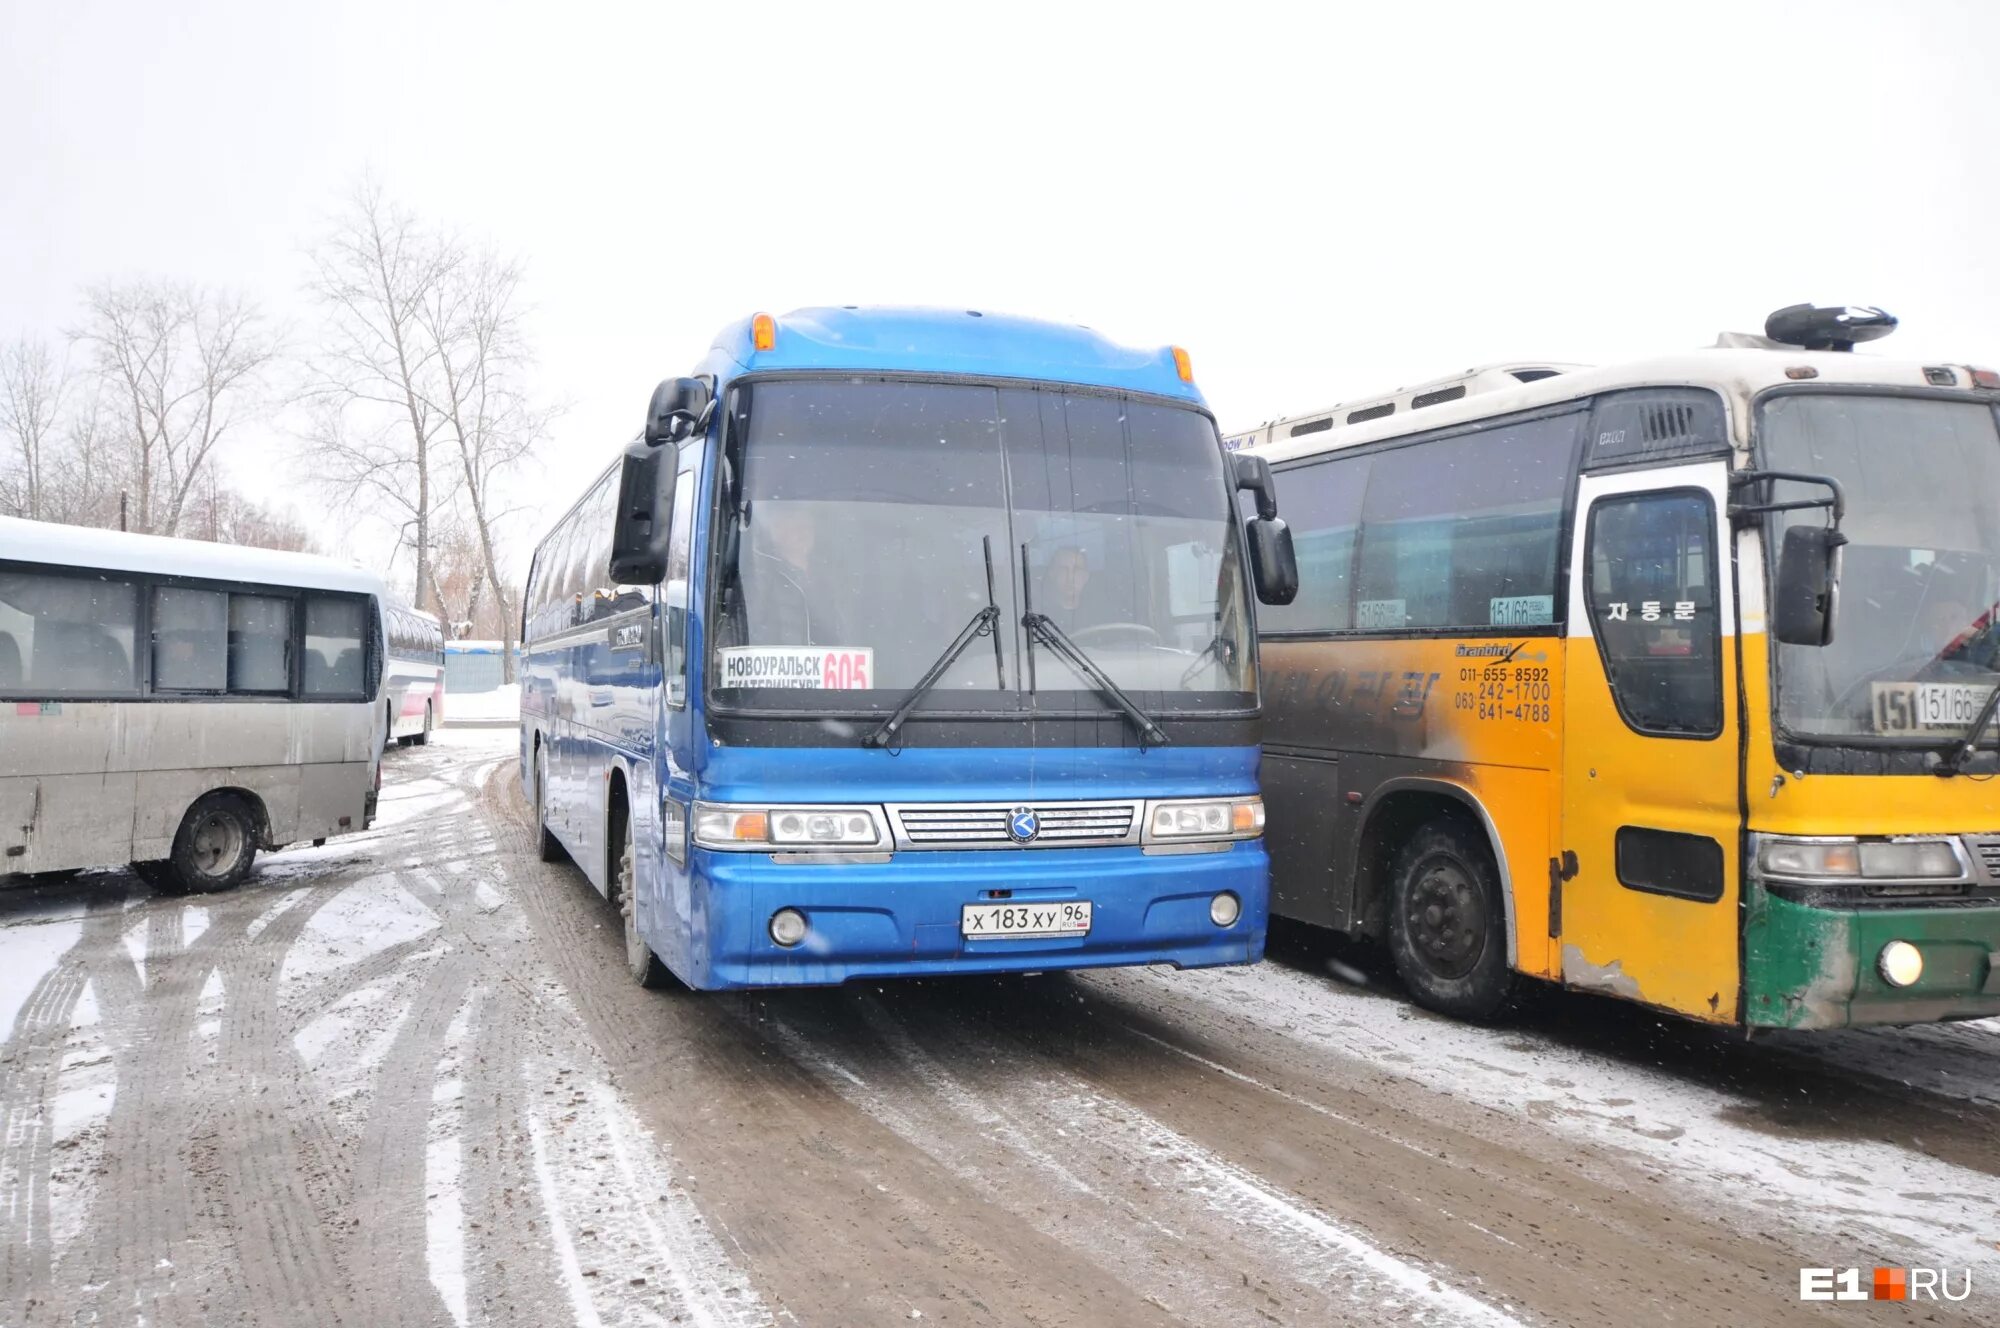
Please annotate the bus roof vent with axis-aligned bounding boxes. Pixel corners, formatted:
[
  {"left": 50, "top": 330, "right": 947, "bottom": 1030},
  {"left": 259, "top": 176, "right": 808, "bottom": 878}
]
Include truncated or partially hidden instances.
[
  {"left": 1288, "top": 416, "right": 1334, "bottom": 438},
  {"left": 1411, "top": 384, "right": 1468, "bottom": 409},
  {"left": 1346, "top": 402, "right": 1395, "bottom": 425}
]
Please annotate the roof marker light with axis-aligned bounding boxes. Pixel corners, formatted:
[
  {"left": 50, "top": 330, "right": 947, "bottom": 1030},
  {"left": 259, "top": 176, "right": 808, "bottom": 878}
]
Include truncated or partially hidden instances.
[
  {"left": 1172, "top": 346, "right": 1194, "bottom": 383},
  {"left": 751, "top": 313, "right": 777, "bottom": 352},
  {"left": 1971, "top": 366, "right": 2000, "bottom": 389}
]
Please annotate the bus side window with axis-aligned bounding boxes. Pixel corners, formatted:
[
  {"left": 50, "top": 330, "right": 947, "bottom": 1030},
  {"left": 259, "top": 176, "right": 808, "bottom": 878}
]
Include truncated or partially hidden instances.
[
  {"left": 0, "top": 572, "right": 142, "bottom": 697},
  {"left": 663, "top": 468, "right": 696, "bottom": 707},
  {"left": 1585, "top": 490, "right": 1722, "bottom": 737},
  {"left": 229, "top": 594, "right": 293, "bottom": 693},
  {"left": 304, "top": 595, "right": 367, "bottom": 697},
  {"left": 1251, "top": 453, "right": 1370, "bottom": 633}
]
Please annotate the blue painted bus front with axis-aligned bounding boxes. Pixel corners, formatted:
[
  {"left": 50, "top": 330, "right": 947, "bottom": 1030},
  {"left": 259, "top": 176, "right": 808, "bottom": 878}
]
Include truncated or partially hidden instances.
[
  {"left": 522, "top": 307, "right": 1271, "bottom": 991},
  {"left": 674, "top": 745, "right": 1267, "bottom": 988}
]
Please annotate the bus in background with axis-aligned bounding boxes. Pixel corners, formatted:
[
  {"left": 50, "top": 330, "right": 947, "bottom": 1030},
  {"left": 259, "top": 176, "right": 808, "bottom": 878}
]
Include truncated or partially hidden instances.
[
  {"left": 1236, "top": 304, "right": 2000, "bottom": 1031},
  {"left": 522, "top": 306, "right": 1298, "bottom": 990},
  {"left": 0, "top": 517, "right": 388, "bottom": 894},
  {"left": 384, "top": 601, "right": 444, "bottom": 746}
]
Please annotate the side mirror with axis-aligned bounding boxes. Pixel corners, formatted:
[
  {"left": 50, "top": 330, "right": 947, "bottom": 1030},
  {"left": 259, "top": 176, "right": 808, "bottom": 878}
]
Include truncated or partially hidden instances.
[
  {"left": 1233, "top": 454, "right": 1280, "bottom": 521},
  {"left": 1773, "top": 525, "right": 1845, "bottom": 647},
  {"left": 1247, "top": 518, "right": 1299, "bottom": 606},
  {"left": 609, "top": 438, "right": 677, "bottom": 584},
  {"left": 643, "top": 376, "right": 714, "bottom": 447}
]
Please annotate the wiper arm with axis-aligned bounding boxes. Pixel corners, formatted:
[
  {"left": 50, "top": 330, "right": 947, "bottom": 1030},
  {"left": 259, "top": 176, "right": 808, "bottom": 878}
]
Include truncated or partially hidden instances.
[
  {"left": 864, "top": 537, "right": 1006, "bottom": 750},
  {"left": 1935, "top": 677, "right": 2000, "bottom": 777},
  {"left": 1022, "top": 611, "right": 1169, "bottom": 750}
]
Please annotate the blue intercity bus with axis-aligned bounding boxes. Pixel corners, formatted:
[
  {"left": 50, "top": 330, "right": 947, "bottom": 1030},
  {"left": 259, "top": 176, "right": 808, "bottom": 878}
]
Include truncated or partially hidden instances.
[{"left": 520, "top": 307, "right": 1298, "bottom": 989}]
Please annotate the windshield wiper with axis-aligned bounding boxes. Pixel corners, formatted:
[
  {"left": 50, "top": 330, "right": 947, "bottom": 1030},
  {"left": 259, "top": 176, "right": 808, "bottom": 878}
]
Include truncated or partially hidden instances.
[
  {"left": 864, "top": 537, "right": 1006, "bottom": 750},
  {"left": 1935, "top": 679, "right": 2000, "bottom": 777},
  {"left": 1022, "top": 612, "right": 1169, "bottom": 750}
]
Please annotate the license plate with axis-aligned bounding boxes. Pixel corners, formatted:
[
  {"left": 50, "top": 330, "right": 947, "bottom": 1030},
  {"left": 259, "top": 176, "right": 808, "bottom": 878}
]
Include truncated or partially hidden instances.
[
  {"left": 960, "top": 900, "right": 1092, "bottom": 939},
  {"left": 1870, "top": 681, "right": 1996, "bottom": 734}
]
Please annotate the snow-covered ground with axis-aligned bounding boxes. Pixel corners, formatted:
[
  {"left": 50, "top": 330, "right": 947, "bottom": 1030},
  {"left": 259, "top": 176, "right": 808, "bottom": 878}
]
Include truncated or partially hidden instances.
[
  {"left": 2, "top": 728, "right": 1994, "bottom": 1327},
  {"left": 444, "top": 682, "right": 518, "bottom": 724}
]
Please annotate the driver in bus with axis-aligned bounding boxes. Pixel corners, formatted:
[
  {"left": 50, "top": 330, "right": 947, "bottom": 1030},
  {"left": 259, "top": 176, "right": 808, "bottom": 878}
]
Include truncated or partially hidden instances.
[
  {"left": 1046, "top": 545, "right": 1096, "bottom": 633},
  {"left": 746, "top": 500, "right": 843, "bottom": 647}
]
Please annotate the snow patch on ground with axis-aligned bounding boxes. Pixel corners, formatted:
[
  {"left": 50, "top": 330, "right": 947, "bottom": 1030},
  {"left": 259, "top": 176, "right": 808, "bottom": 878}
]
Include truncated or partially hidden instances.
[
  {"left": 245, "top": 888, "right": 312, "bottom": 939},
  {"left": 0, "top": 917, "right": 84, "bottom": 1038},
  {"left": 765, "top": 1001, "right": 1518, "bottom": 1328},
  {"left": 46, "top": 982, "right": 117, "bottom": 1256},
  {"left": 1140, "top": 964, "right": 2000, "bottom": 1279},
  {"left": 523, "top": 1064, "right": 771, "bottom": 1328},
  {"left": 443, "top": 683, "right": 518, "bottom": 724},
  {"left": 425, "top": 993, "right": 474, "bottom": 1328},
  {"left": 280, "top": 878, "right": 440, "bottom": 983}
]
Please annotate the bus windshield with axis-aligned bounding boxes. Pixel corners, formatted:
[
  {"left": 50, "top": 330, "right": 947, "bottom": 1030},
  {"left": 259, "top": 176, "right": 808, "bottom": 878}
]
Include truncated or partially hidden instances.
[
  {"left": 1761, "top": 393, "right": 2000, "bottom": 745},
  {"left": 712, "top": 378, "right": 1254, "bottom": 712}
]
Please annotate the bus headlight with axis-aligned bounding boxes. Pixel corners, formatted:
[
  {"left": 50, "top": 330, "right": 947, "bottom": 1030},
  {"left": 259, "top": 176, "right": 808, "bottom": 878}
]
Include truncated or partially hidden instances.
[
  {"left": 1877, "top": 940, "right": 1923, "bottom": 987},
  {"left": 692, "top": 803, "right": 885, "bottom": 850},
  {"left": 1755, "top": 836, "right": 1966, "bottom": 882},
  {"left": 1142, "top": 797, "right": 1264, "bottom": 843}
]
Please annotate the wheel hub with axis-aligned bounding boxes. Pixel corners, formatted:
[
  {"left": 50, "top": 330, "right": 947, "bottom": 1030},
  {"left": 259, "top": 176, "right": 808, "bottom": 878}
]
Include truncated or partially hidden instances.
[{"left": 1406, "top": 856, "right": 1485, "bottom": 979}]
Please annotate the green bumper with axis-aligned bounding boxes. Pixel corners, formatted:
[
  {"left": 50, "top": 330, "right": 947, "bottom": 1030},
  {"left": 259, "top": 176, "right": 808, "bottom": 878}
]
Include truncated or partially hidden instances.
[{"left": 1744, "top": 886, "right": 2000, "bottom": 1029}]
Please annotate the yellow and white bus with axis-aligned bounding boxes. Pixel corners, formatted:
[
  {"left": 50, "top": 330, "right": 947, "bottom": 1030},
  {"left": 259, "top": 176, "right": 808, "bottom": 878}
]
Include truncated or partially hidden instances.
[{"left": 1234, "top": 305, "right": 2000, "bottom": 1029}]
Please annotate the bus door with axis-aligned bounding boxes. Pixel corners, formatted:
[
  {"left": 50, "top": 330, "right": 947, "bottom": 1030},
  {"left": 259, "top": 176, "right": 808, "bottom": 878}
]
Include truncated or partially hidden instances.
[{"left": 1558, "top": 461, "right": 1742, "bottom": 1022}]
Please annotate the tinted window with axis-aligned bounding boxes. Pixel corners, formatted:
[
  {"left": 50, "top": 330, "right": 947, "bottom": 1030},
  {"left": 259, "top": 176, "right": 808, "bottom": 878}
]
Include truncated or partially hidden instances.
[
  {"left": 1586, "top": 490, "right": 1722, "bottom": 737},
  {"left": 0, "top": 572, "right": 141, "bottom": 696},
  {"left": 303, "top": 596, "right": 367, "bottom": 697},
  {"left": 153, "top": 587, "right": 229, "bottom": 692},
  {"left": 664, "top": 467, "right": 696, "bottom": 707},
  {"left": 1353, "top": 412, "right": 1578, "bottom": 630},
  {"left": 1256, "top": 454, "right": 1370, "bottom": 633},
  {"left": 715, "top": 380, "right": 1252, "bottom": 704},
  {"left": 230, "top": 594, "right": 292, "bottom": 692}
]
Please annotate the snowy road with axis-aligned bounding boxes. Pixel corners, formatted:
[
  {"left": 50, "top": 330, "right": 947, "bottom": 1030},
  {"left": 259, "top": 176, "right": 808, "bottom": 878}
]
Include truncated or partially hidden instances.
[{"left": 2, "top": 729, "right": 1995, "bottom": 1326}]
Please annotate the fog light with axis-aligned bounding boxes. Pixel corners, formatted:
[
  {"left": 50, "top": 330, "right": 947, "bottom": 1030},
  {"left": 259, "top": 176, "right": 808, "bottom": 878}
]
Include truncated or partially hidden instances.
[
  {"left": 1877, "top": 940, "right": 1923, "bottom": 988},
  {"left": 1209, "top": 892, "right": 1241, "bottom": 927},
  {"left": 769, "top": 908, "right": 808, "bottom": 948}
]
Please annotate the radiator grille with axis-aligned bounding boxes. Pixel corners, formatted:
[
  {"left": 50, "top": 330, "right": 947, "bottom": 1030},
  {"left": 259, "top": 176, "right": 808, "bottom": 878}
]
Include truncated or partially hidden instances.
[{"left": 889, "top": 802, "right": 1139, "bottom": 850}]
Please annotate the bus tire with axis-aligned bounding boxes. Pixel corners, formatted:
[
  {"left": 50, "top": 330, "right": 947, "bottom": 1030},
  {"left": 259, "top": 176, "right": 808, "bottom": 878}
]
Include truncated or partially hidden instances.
[
  {"left": 414, "top": 702, "right": 432, "bottom": 746},
  {"left": 156, "top": 794, "right": 259, "bottom": 895},
  {"left": 1386, "top": 820, "right": 1515, "bottom": 1022},
  {"left": 533, "top": 756, "right": 564, "bottom": 864},
  {"left": 615, "top": 812, "right": 670, "bottom": 989}
]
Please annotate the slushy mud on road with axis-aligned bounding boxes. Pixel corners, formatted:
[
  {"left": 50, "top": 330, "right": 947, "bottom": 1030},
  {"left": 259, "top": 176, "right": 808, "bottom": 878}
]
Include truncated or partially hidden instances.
[{"left": 2, "top": 729, "right": 1996, "bottom": 1326}]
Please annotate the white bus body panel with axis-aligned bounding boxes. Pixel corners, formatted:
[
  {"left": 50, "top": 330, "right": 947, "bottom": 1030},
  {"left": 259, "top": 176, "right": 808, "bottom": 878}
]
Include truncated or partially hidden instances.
[{"left": 0, "top": 516, "right": 386, "bottom": 878}]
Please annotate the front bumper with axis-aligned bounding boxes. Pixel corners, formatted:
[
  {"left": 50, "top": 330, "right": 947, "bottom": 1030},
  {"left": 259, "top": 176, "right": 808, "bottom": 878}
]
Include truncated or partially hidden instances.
[
  {"left": 684, "top": 839, "right": 1269, "bottom": 990},
  {"left": 1745, "top": 885, "right": 2000, "bottom": 1028}
]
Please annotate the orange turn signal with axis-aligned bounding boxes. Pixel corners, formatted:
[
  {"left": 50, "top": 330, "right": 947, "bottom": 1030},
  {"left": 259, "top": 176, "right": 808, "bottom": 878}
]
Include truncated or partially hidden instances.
[
  {"left": 751, "top": 313, "right": 777, "bottom": 352},
  {"left": 732, "top": 812, "right": 769, "bottom": 841},
  {"left": 1171, "top": 345, "right": 1194, "bottom": 383}
]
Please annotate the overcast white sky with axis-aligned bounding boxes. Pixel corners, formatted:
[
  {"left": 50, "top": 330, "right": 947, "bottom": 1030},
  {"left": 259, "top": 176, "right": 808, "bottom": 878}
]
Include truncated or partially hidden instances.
[{"left": 4, "top": 0, "right": 1996, "bottom": 583}]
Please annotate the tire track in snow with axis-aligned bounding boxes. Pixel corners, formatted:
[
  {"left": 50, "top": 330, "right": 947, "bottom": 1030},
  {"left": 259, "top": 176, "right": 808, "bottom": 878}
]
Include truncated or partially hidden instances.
[
  {"left": 760, "top": 996, "right": 1524, "bottom": 1328},
  {"left": 1106, "top": 960, "right": 2000, "bottom": 1283}
]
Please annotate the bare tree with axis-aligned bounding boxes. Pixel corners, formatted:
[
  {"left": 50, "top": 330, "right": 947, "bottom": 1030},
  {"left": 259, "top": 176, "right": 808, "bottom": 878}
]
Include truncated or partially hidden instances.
[
  {"left": 0, "top": 336, "right": 69, "bottom": 520},
  {"left": 417, "top": 249, "right": 552, "bottom": 679},
  {"left": 302, "top": 181, "right": 460, "bottom": 612},
  {"left": 74, "top": 280, "right": 278, "bottom": 536}
]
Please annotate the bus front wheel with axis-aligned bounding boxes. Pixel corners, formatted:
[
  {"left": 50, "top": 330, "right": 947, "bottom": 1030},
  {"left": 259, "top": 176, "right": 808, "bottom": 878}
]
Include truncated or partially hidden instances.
[
  {"left": 151, "top": 794, "right": 260, "bottom": 895},
  {"left": 616, "top": 813, "right": 670, "bottom": 989},
  {"left": 533, "top": 757, "right": 564, "bottom": 864},
  {"left": 1387, "top": 820, "right": 1515, "bottom": 1022}
]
